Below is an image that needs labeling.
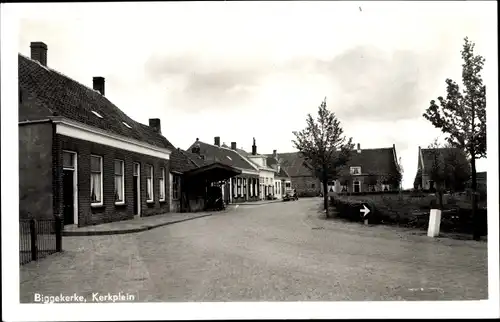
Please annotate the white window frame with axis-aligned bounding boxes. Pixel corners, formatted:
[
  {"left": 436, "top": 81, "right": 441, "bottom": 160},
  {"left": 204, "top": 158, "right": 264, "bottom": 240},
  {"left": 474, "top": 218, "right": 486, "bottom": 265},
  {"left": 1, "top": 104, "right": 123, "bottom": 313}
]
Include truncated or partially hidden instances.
[
  {"left": 114, "top": 159, "right": 125, "bottom": 205},
  {"left": 353, "top": 180, "right": 361, "bottom": 193},
  {"left": 90, "top": 155, "right": 103, "bottom": 207},
  {"left": 350, "top": 166, "right": 362, "bottom": 175},
  {"left": 62, "top": 150, "right": 79, "bottom": 225},
  {"left": 146, "top": 164, "right": 154, "bottom": 203},
  {"left": 243, "top": 178, "right": 247, "bottom": 197},
  {"left": 159, "top": 167, "right": 166, "bottom": 202},
  {"left": 237, "top": 178, "right": 242, "bottom": 197}
]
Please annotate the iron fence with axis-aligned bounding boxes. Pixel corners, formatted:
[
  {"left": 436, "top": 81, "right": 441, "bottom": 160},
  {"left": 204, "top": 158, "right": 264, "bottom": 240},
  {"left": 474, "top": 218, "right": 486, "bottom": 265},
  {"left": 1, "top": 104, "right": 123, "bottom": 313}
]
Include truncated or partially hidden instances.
[{"left": 19, "top": 217, "right": 62, "bottom": 265}]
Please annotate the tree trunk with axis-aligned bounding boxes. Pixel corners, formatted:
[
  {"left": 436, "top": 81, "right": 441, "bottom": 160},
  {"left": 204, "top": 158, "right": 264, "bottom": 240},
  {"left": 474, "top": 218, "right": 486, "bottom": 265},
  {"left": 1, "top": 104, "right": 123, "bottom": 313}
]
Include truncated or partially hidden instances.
[
  {"left": 437, "top": 189, "right": 444, "bottom": 210},
  {"left": 322, "top": 178, "right": 329, "bottom": 213},
  {"left": 471, "top": 156, "right": 481, "bottom": 241}
]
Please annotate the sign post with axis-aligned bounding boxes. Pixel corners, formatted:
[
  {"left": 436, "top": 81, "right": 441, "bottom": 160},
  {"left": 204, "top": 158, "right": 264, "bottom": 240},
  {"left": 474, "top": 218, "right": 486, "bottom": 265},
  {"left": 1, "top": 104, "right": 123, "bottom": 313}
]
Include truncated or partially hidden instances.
[{"left": 360, "top": 204, "right": 370, "bottom": 225}]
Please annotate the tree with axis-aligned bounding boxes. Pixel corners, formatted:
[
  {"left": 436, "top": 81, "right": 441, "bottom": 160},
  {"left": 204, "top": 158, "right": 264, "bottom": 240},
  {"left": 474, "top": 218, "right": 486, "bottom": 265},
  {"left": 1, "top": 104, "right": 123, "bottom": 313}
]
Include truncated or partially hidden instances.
[
  {"left": 292, "top": 98, "right": 354, "bottom": 212},
  {"left": 423, "top": 37, "right": 486, "bottom": 240}
]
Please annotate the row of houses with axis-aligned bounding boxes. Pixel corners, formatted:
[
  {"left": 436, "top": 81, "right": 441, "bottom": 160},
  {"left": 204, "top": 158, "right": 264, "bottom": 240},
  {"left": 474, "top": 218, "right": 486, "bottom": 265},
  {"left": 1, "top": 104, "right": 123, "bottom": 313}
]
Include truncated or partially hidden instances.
[
  {"left": 20, "top": 41, "right": 477, "bottom": 229},
  {"left": 19, "top": 41, "right": 247, "bottom": 228}
]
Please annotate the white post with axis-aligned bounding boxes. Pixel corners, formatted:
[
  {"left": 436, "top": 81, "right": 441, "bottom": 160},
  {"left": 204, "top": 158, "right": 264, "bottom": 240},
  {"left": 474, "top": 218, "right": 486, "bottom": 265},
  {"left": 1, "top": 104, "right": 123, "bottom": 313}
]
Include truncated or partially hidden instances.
[
  {"left": 364, "top": 219, "right": 369, "bottom": 225},
  {"left": 427, "top": 209, "right": 442, "bottom": 237}
]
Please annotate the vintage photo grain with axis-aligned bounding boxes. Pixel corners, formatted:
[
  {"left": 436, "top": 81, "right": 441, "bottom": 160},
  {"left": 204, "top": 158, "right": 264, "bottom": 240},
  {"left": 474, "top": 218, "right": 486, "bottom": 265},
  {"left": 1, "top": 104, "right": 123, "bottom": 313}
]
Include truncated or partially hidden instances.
[{"left": 2, "top": 1, "right": 499, "bottom": 321}]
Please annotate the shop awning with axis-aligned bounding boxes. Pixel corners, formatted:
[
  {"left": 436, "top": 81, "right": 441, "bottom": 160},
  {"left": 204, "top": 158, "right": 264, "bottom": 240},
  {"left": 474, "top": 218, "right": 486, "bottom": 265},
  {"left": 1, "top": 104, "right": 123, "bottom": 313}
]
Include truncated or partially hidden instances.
[{"left": 183, "top": 162, "right": 242, "bottom": 182}]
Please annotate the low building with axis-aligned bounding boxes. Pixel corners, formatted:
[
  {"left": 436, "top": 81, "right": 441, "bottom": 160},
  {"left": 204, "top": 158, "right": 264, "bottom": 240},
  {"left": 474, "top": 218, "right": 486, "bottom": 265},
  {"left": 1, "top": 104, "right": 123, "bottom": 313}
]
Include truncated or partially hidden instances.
[
  {"left": 187, "top": 137, "right": 261, "bottom": 204},
  {"left": 169, "top": 148, "right": 241, "bottom": 212},
  {"left": 330, "top": 144, "right": 402, "bottom": 193},
  {"left": 274, "top": 152, "right": 322, "bottom": 197}
]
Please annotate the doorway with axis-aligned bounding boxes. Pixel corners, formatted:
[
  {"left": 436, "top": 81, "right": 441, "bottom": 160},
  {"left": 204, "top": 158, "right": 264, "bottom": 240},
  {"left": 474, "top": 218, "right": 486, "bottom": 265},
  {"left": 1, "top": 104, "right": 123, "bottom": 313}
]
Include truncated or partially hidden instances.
[
  {"left": 62, "top": 151, "right": 78, "bottom": 225},
  {"left": 133, "top": 162, "right": 141, "bottom": 216}
]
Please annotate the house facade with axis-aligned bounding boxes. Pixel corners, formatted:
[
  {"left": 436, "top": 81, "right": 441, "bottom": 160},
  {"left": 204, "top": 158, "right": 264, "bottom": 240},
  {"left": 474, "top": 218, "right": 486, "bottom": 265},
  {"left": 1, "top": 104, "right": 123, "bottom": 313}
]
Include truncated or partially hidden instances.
[
  {"left": 264, "top": 150, "right": 292, "bottom": 199},
  {"left": 414, "top": 146, "right": 470, "bottom": 191},
  {"left": 187, "top": 137, "right": 261, "bottom": 204},
  {"left": 19, "top": 42, "right": 175, "bottom": 227},
  {"left": 274, "top": 152, "right": 322, "bottom": 197},
  {"left": 329, "top": 144, "right": 402, "bottom": 193},
  {"left": 274, "top": 144, "right": 401, "bottom": 196}
]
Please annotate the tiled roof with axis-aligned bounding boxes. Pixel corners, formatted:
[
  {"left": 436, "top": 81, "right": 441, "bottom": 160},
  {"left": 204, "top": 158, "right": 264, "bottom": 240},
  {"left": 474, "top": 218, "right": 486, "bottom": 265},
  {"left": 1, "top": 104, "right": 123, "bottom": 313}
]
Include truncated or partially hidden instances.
[
  {"left": 338, "top": 148, "right": 399, "bottom": 176},
  {"left": 420, "top": 148, "right": 468, "bottom": 175},
  {"left": 18, "top": 54, "right": 174, "bottom": 150},
  {"left": 187, "top": 141, "right": 258, "bottom": 172},
  {"left": 266, "top": 148, "right": 400, "bottom": 178},
  {"left": 270, "top": 152, "right": 313, "bottom": 177},
  {"left": 170, "top": 148, "right": 209, "bottom": 173}
]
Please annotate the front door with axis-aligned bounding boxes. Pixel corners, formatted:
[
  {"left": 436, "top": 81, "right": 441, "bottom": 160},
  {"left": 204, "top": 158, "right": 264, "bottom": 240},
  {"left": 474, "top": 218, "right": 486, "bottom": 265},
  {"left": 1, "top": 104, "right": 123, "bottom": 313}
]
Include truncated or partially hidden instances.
[
  {"left": 133, "top": 163, "right": 140, "bottom": 216},
  {"left": 62, "top": 170, "right": 74, "bottom": 225}
]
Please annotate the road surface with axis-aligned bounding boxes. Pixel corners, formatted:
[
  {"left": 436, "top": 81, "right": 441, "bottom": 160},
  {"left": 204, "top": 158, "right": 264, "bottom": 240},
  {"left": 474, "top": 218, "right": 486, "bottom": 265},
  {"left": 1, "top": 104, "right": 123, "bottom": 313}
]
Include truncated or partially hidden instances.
[{"left": 20, "top": 198, "right": 488, "bottom": 302}]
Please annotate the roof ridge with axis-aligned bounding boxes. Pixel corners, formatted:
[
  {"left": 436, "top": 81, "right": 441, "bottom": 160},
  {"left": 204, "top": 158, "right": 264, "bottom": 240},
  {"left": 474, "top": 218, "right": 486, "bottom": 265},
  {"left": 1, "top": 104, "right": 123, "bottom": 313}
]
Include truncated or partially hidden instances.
[{"left": 19, "top": 53, "right": 103, "bottom": 96}]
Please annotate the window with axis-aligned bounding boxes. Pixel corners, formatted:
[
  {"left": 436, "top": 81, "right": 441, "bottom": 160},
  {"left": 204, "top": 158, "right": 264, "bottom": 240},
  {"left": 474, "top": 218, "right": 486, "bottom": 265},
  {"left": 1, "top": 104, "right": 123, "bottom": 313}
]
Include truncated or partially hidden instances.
[
  {"left": 368, "top": 184, "right": 376, "bottom": 192},
  {"left": 90, "top": 155, "right": 103, "bottom": 206},
  {"left": 250, "top": 179, "right": 253, "bottom": 197},
  {"left": 232, "top": 177, "right": 237, "bottom": 197},
  {"left": 237, "top": 178, "right": 242, "bottom": 197},
  {"left": 63, "top": 151, "right": 75, "bottom": 169},
  {"left": 172, "top": 175, "right": 180, "bottom": 200},
  {"left": 350, "top": 167, "right": 361, "bottom": 175},
  {"left": 159, "top": 167, "right": 166, "bottom": 201},
  {"left": 146, "top": 165, "right": 154, "bottom": 202},
  {"left": 353, "top": 180, "right": 361, "bottom": 193},
  {"left": 114, "top": 160, "right": 125, "bottom": 204},
  {"left": 341, "top": 184, "right": 348, "bottom": 192},
  {"left": 311, "top": 183, "right": 315, "bottom": 189},
  {"left": 243, "top": 178, "right": 247, "bottom": 196}
]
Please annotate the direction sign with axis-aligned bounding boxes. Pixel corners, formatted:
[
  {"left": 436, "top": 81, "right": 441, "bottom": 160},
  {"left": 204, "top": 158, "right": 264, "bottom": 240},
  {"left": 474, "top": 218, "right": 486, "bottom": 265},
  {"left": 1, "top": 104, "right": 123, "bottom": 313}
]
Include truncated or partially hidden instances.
[{"left": 360, "top": 204, "right": 370, "bottom": 217}]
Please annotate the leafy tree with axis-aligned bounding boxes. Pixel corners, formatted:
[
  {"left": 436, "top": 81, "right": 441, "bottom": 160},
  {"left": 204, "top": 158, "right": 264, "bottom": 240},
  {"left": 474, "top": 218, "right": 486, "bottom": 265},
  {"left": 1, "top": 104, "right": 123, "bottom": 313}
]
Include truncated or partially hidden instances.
[
  {"left": 292, "top": 98, "right": 354, "bottom": 212},
  {"left": 423, "top": 37, "right": 486, "bottom": 240}
]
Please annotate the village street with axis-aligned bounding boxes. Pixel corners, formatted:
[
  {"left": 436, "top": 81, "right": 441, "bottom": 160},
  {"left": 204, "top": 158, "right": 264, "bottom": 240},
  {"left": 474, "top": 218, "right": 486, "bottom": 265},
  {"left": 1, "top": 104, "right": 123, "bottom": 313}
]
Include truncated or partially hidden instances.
[{"left": 20, "top": 198, "right": 487, "bottom": 303}]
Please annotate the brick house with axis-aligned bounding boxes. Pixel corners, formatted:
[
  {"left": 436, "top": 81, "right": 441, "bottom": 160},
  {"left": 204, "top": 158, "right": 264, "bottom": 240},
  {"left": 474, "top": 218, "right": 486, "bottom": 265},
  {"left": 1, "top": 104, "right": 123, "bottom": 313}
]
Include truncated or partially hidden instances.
[
  {"left": 263, "top": 150, "right": 292, "bottom": 199},
  {"left": 414, "top": 146, "right": 469, "bottom": 191},
  {"left": 274, "top": 152, "right": 322, "bottom": 197},
  {"left": 275, "top": 144, "right": 401, "bottom": 196},
  {"left": 187, "top": 137, "right": 261, "bottom": 204},
  {"left": 331, "top": 144, "right": 402, "bottom": 193},
  {"left": 19, "top": 42, "right": 178, "bottom": 227}
]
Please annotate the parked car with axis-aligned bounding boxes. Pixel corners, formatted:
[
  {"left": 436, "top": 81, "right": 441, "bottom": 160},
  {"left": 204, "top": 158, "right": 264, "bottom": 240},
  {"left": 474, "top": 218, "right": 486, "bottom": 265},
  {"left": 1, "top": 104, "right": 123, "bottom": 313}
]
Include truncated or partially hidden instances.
[{"left": 283, "top": 189, "right": 298, "bottom": 201}]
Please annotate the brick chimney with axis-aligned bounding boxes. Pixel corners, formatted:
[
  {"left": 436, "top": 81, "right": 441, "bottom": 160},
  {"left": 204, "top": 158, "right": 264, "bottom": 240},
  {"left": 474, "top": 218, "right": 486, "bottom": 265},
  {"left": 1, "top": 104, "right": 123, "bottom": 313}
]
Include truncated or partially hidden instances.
[
  {"left": 149, "top": 118, "right": 161, "bottom": 134},
  {"left": 30, "top": 42, "right": 48, "bottom": 66},
  {"left": 357, "top": 143, "right": 361, "bottom": 153},
  {"left": 273, "top": 149, "right": 277, "bottom": 158},
  {"left": 214, "top": 136, "right": 220, "bottom": 146},
  {"left": 93, "top": 77, "right": 105, "bottom": 96},
  {"left": 252, "top": 137, "right": 257, "bottom": 155},
  {"left": 231, "top": 142, "right": 237, "bottom": 150}
]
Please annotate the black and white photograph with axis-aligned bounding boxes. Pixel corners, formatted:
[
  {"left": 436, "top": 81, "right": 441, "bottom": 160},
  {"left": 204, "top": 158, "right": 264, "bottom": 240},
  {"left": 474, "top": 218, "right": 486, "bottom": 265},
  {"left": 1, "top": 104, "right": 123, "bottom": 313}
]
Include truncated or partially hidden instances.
[{"left": 1, "top": 1, "right": 498, "bottom": 320}]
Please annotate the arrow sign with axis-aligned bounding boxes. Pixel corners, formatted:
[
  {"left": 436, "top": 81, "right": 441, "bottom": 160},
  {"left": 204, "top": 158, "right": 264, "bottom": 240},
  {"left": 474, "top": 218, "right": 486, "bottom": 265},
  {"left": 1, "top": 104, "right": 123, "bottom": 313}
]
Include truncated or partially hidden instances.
[{"left": 360, "top": 204, "right": 370, "bottom": 217}]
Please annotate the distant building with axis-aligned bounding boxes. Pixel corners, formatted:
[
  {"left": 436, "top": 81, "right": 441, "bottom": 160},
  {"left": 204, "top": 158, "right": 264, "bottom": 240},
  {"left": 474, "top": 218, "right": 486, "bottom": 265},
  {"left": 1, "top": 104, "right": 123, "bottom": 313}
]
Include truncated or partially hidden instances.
[{"left": 414, "top": 146, "right": 469, "bottom": 191}]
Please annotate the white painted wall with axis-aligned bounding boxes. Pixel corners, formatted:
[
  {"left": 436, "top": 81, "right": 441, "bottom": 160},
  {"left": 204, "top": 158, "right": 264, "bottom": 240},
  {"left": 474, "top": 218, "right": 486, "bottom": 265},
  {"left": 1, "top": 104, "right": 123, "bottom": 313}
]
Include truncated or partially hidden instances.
[{"left": 259, "top": 169, "right": 275, "bottom": 200}]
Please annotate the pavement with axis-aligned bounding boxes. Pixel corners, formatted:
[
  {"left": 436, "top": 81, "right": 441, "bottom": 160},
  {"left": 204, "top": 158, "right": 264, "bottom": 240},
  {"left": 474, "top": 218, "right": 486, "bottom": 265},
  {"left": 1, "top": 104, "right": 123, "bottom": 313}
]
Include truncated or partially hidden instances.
[
  {"left": 20, "top": 197, "right": 488, "bottom": 302},
  {"left": 62, "top": 211, "right": 216, "bottom": 236}
]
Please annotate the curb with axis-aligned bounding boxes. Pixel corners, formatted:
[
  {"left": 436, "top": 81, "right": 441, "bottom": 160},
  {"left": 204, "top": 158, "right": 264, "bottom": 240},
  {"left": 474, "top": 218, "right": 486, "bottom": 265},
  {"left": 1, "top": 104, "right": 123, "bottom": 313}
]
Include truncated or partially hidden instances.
[
  {"left": 62, "top": 213, "right": 213, "bottom": 237},
  {"left": 235, "top": 200, "right": 283, "bottom": 206}
]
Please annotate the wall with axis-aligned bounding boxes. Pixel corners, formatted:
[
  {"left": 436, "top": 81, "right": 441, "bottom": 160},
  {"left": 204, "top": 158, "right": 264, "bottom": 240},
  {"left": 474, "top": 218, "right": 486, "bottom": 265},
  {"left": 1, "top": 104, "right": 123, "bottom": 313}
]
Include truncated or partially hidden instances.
[
  {"left": 259, "top": 169, "right": 275, "bottom": 200},
  {"left": 230, "top": 174, "right": 260, "bottom": 203},
  {"left": 55, "top": 134, "right": 170, "bottom": 227},
  {"left": 292, "top": 176, "right": 322, "bottom": 197},
  {"left": 19, "top": 122, "right": 54, "bottom": 219}
]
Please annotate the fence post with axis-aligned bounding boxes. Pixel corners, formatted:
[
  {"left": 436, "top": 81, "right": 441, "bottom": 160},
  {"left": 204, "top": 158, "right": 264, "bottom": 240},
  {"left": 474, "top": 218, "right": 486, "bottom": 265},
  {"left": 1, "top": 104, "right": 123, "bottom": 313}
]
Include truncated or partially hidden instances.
[
  {"left": 30, "top": 219, "right": 37, "bottom": 261},
  {"left": 55, "top": 216, "right": 62, "bottom": 252}
]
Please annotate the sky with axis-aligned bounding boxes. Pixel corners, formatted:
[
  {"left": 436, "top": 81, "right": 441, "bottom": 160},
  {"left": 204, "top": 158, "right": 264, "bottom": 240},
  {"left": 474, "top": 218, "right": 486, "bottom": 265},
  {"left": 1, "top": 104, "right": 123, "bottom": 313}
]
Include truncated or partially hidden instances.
[{"left": 10, "top": 1, "right": 497, "bottom": 189}]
